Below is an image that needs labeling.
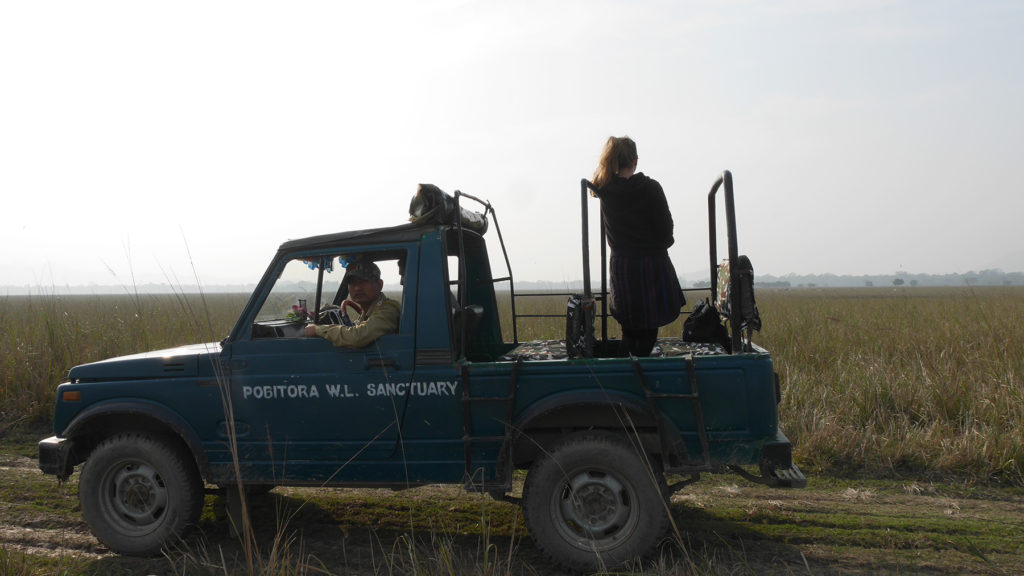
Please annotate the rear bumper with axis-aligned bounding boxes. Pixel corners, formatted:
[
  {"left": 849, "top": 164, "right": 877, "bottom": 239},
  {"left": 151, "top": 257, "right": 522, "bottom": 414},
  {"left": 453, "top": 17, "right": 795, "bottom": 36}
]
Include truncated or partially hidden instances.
[
  {"left": 762, "top": 429, "right": 797, "bottom": 470},
  {"left": 38, "top": 436, "right": 75, "bottom": 479},
  {"left": 760, "top": 429, "right": 806, "bottom": 488},
  {"left": 766, "top": 462, "right": 807, "bottom": 488}
]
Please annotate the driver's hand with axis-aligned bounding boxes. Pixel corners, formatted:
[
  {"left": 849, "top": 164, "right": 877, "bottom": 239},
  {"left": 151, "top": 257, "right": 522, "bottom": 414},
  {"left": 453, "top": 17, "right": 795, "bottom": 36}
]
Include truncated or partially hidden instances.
[{"left": 304, "top": 325, "right": 318, "bottom": 338}]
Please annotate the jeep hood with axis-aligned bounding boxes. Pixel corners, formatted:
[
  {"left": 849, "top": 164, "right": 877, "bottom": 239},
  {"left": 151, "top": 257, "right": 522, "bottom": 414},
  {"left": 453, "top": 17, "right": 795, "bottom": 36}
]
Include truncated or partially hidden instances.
[{"left": 67, "top": 342, "right": 222, "bottom": 382}]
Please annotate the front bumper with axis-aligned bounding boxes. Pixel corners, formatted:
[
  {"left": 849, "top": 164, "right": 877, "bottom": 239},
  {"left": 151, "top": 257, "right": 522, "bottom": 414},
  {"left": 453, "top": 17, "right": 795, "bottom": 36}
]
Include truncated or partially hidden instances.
[{"left": 38, "top": 436, "right": 75, "bottom": 480}]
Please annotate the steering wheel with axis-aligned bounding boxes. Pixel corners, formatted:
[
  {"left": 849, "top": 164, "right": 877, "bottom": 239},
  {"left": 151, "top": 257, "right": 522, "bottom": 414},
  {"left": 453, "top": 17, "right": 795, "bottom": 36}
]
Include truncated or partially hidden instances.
[
  {"left": 338, "top": 299, "right": 363, "bottom": 326},
  {"left": 315, "top": 299, "right": 363, "bottom": 326}
]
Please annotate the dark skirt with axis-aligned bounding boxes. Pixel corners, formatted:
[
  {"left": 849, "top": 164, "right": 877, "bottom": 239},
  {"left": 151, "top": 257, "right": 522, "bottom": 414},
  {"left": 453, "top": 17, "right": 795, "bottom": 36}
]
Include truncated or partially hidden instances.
[{"left": 609, "top": 252, "right": 683, "bottom": 330}]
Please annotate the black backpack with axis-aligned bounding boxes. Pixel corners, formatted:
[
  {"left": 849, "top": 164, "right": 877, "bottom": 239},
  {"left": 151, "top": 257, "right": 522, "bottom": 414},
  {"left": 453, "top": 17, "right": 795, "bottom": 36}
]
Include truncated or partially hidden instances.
[{"left": 682, "top": 299, "right": 731, "bottom": 352}]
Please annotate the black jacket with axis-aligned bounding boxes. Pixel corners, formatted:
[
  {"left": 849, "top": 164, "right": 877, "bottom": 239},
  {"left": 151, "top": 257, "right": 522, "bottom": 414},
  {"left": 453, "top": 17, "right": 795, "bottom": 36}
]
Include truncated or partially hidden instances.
[{"left": 596, "top": 173, "right": 674, "bottom": 256}]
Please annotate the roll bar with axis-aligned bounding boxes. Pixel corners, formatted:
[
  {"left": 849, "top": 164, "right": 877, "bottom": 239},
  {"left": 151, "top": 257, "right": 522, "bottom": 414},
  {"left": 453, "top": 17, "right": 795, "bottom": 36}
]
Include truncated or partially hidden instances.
[
  {"left": 580, "top": 179, "right": 608, "bottom": 343},
  {"left": 707, "top": 170, "right": 743, "bottom": 353},
  {"left": 453, "top": 190, "right": 519, "bottom": 343}
]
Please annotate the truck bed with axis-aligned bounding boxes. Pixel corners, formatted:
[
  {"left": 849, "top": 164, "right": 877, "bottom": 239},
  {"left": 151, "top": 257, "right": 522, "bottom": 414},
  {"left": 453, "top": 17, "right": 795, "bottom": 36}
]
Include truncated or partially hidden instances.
[{"left": 499, "top": 337, "right": 729, "bottom": 361}]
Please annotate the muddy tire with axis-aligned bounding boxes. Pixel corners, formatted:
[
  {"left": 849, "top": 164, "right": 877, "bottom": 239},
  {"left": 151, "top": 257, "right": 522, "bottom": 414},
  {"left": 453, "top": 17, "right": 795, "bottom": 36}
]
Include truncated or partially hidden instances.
[
  {"left": 522, "top": 431, "right": 669, "bottom": 572},
  {"left": 79, "top": 433, "right": 203, "bottom": 556}
]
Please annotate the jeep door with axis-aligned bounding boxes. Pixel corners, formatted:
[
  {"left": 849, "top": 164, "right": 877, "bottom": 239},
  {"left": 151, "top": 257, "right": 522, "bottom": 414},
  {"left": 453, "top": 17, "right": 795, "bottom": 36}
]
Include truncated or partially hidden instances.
[{"left": 218, "top": 250, "right": 416, "bottom": 483}]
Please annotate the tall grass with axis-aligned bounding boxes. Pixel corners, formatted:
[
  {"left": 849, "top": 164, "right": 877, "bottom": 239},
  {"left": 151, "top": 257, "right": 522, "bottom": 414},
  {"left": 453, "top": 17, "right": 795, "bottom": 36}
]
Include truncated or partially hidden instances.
[
  {"left": 2, "top": 286, "right": 1022, "bottom": 485},
  {"left": 755, "top": 287, "right": 1024, "bottom": 485},
  {"left": 0, "top": 292, "right": 246, "bottom": 427}
]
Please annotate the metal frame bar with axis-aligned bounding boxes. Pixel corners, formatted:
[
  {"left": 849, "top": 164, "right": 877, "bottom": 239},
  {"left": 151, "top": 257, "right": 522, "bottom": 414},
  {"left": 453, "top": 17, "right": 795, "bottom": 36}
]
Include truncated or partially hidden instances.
[
  {"left": 454, "top": 190, "right": 519, "bottom": 343},
  {"left": 707, "top": 170, "right": 743, "bottom": 354},
  {"left": 580, "top": 179, "right": 610, "bottom": 346}
]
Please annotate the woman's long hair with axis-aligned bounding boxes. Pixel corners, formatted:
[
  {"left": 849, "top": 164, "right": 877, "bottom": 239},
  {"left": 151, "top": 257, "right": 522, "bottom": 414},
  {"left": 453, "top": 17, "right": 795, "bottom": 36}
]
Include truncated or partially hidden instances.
[{"left": 591, "top": 136, "right": 638, "bottom": 194}]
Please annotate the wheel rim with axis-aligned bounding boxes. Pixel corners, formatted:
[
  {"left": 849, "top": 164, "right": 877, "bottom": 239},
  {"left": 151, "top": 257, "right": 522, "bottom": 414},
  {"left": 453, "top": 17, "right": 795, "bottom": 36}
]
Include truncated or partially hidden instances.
[
  {"left": 100, "top": 459, "right": 169, "bottom": 535},
  {"left": 553, "top": 467, "right": 639, "bottom": 551}
]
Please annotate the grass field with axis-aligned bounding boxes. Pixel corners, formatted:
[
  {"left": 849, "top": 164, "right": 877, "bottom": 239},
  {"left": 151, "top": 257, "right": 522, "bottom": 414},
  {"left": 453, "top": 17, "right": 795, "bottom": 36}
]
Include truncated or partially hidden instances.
[
  {"left": 760, "top": 287, "right": 1024, "bottom": 485},
  {"left": 5, "top": 286, "right": 1021, "bottom": 485},
  {"left": 1, "top": 286, "right": 1023, "bottom": 574}
]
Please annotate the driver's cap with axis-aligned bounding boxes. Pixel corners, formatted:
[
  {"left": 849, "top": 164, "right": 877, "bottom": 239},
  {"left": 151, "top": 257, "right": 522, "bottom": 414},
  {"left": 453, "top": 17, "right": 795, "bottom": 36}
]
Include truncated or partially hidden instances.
[{"left": 345, "top": 261, "right": 381, "bottom": 281}]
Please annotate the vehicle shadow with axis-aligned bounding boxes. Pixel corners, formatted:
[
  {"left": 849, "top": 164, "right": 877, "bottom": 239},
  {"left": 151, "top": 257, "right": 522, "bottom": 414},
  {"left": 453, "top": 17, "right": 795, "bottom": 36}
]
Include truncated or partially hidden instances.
[
  {"left": 662, "top": 503, "right": 813, "bottom": 573},
  {"left": 91, "top": 488, "right": 552, "bottom": 576},
  {"left": 82, "top": 489, "right": 814, "bottom": 575}
]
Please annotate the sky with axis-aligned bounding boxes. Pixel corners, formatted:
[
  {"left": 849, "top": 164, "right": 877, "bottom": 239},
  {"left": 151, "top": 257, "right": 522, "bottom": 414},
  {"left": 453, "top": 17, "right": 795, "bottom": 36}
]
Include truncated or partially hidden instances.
[{"left": 2, "top": 0, "right": 1022, "bottom": 292}]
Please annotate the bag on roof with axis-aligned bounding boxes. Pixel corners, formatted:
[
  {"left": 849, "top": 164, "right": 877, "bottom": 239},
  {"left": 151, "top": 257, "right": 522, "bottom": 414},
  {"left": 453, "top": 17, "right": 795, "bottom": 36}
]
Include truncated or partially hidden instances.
[{"left": 409, "top": 184, "right": 488, "bottom": 234}]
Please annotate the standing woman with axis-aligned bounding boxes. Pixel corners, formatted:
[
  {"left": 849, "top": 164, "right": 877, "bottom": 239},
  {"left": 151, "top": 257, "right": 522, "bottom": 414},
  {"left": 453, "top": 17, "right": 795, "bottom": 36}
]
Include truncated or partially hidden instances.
[{"left": 591, "top": 136, "right": 683, "bottom": 356}]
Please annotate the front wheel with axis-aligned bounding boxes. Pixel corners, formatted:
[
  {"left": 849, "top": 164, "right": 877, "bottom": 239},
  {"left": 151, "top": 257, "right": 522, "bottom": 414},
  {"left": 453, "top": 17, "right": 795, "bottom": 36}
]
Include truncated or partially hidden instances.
[
  {"left": 79, "top": 433, "right": 203, "bottom": 556},
  {"left": 522, "top": 431, "right": 669, "bottom": 572}
]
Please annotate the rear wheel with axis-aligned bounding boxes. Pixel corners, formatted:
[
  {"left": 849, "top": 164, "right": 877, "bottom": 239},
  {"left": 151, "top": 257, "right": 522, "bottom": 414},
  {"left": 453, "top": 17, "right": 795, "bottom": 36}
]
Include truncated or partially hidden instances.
[
  {"left": 522, "top": 431, "right": 669, "bottom": 572},
  {"left": 79, "top": 433, "right": 203, "bottom": 556}
]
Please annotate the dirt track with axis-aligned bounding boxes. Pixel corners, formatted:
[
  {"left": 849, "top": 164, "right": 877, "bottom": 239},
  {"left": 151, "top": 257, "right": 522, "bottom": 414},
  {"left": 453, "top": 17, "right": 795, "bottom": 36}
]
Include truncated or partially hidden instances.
[{"left": 3, "top": 448, "right": 1024, "bottom": 575}]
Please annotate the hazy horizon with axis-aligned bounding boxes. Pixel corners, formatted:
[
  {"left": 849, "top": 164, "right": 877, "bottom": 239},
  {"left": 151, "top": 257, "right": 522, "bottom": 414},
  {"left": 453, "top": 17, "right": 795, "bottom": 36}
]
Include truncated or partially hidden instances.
[{"left": 4, "top": 266, "right": 1020, "bottom": 296}]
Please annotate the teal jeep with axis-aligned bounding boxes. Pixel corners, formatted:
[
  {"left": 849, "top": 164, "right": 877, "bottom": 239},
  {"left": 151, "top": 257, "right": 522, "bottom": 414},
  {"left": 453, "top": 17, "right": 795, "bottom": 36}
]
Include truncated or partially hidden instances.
[{"left": 38, "top": 172, "right": 803, "bottom": 572}]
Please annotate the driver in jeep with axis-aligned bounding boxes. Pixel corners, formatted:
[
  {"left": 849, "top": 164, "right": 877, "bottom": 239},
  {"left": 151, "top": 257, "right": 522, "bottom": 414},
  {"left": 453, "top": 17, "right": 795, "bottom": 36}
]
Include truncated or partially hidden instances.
[{"left": 304, "top": 260, "right": 401, "bottom": 348}]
